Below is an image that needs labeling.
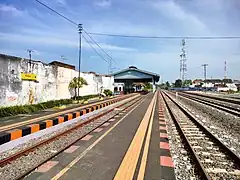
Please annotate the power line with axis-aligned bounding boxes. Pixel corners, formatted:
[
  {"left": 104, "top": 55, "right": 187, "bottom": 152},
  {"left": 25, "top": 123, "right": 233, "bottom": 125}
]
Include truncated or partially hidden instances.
[
  {"left": 35, "top": 0, "right": 117, "bottom": 72},
  {"left": 88, "top": 32, "right": 240, "bottom": 40},
  {"left": 82, "top": 35, "right": 112, "bottom": 71},
  {"left": 83, "top": 29, "right": 117, "bottom": 64},
  {"left": 83, "top": 34, "right": 120, "bottom": 74},
  {"left": 83, "top": 29, "right": 118, "bottom": 73},
  {"left": 35, "top": 0, "right": 77, "bottom": 26},
  {"left": 35, "top": 0, "right": 240, "bottom": 40}
]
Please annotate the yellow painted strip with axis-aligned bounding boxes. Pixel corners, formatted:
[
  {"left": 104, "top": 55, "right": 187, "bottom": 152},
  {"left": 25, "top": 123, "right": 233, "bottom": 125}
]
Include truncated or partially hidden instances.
[
  {"left": 51, "top": 96, "right": 146, "bottom": 180},
  {"left": 114, "top": 93, "right": 157, "bottom": 180},
  {"left": 137, "top": 95, "right": 156, "bottom": 180},
  {"left": 0, "top": 95, "right": 137, "bottom": 132}
]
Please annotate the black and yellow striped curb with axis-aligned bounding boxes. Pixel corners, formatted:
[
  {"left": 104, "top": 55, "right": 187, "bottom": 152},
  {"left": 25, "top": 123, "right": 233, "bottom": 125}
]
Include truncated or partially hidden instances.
[{"left": 0, "top": 96, "right": 129, "bottom": 145}]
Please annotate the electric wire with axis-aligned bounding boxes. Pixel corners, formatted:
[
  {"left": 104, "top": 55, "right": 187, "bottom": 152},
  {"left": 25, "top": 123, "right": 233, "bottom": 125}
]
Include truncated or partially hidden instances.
[
  {"left": 82, "top": 35, "right": 109, "bottom": 64},
  {"left": 88, "top": 32, "right": 240, "bottom": 39},
  {"left": 35, "top": 0, "right": 240, "bottom": 40},
  {"left": 83, "top": 29, "right": 117, "bottom": 64},
  {"left": 35, "top": 0, "right": 77, "bottom": 26},
  {"left": 35, "top": 0, "right": 118, "bottom": 68}
]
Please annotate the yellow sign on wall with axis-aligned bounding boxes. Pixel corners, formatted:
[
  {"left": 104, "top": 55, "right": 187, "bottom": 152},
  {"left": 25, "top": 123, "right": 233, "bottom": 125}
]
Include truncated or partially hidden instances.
[{"left": 21, "top": 73, "right": 37, "bottom": 81}]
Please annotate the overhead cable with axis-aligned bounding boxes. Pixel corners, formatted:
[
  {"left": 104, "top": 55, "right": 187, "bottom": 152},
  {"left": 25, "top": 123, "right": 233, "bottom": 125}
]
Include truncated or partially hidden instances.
[
  {"left": 35, "top": 0, "right": 117, "bottom": 65},
  {"left": 88, "top": 32, "right": 240, "bottom": 40},
  {"left": 83, "top": 29, "right": 117, "bottom": 64},
  {"left": 82, "top": 35, "right": 109, "bottom": 64},
  {"left": 35, "top": 0, "right": 77, "bottom": 26},
  {"left": 35, "top": 1, "right": 240, "bottom": 40}
]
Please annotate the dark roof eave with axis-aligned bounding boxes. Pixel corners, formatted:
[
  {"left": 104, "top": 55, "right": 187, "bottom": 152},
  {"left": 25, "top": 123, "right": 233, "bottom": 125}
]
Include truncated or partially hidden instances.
[{"left": 112, "top": 68, "right": 160, "bottom": 81}]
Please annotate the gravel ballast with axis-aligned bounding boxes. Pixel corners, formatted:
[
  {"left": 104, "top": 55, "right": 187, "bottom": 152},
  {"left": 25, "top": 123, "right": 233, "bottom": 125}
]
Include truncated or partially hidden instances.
[
  {"left": 163, "top": 93, "right": 239, "bottom": 180},
  {"left": 0, "top": 95, "right": 142, "bottom": 180},
  {"left": 167, "top": 91, "right": 240, "bottom": 157},
  {"left": 160, "top": 96, "right": 202, "bottom": 180}
]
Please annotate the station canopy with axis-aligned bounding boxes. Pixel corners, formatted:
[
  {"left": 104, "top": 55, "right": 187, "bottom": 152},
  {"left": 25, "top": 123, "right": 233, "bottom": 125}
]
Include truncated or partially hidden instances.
[{"left": 112, "top": 66, "right": 160, "bottom": 83}]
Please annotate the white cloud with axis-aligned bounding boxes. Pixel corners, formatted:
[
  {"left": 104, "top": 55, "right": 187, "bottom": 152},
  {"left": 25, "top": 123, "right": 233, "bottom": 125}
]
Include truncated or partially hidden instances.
[
  {"left": 0, "top": 32, "right": 136, "bottom": 52},
  {"left": 56, "top": 0, "right": 67, "bottom": 6},
  {"left": 152, "top": 0, "right": 207, "bottom": 34},
  {"left": 94, "top": 0, "right": 111, "bottom": 8},
  {"left": 0, "top": 4, "right": 23, "bottom": 16},
  {"left": 89, "top": 43, "right": 137, "bottom": 52}
]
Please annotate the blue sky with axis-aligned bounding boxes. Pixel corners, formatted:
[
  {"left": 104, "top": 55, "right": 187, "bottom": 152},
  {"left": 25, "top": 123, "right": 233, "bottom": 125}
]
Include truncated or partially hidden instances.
[{"left": 0, "top": 0, "right": 240, "bottom": 82}]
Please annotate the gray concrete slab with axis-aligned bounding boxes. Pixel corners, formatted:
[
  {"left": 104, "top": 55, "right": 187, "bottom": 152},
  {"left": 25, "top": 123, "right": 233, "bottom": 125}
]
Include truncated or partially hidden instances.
[
  {"left": 25, "top": 94, "right": 153, "bottom": 180},
  {"left": 144, "top": 95, "right": 161, "bottom": 180},
  {"left": 59, "top": 94, "right": 153, "bottom": 180}
]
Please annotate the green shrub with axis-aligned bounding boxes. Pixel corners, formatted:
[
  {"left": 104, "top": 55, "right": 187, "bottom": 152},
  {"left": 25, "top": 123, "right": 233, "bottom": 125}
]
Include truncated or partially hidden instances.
[
  {"left": 103, "top": 89, "right": 113, "bottom": 96},
  {"left": 0, "top": 94, "right": 99, "bottom": 118},
  {"left": 72, "top": 94, "right": 99, "bottom": 101}
]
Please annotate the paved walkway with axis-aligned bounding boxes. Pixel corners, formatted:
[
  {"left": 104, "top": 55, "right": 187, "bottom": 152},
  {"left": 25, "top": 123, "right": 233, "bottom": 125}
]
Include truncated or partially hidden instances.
[{"left": 25, "top": 92, "right": 175, "bottom": 180}]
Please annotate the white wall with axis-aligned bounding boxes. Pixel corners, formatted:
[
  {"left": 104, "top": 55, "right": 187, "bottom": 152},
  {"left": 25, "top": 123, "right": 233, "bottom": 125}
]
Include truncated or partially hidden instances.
[
  {"left": 114, "top": 83, "right": 124, "bottom": 91},
  {"left": 202, "top": 82, "right": 214, "bottom": 88},
  {"left": 226, "top": 83, "right": 238, "bottom": 91},
  {"left": 0, "top": 54, "right": 57, "bottom": 107},
  {"left": 0, "top": 54, "right": 114, "bottom": 107},
  {"left": 56, "top": 67, "right": 114, "bottom": 99}
]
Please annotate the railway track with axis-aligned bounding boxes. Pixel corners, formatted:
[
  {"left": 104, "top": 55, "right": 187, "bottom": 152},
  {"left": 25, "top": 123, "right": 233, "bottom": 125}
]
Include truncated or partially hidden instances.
[
  {"left": 0, "top": 94, "right": 145, "bottom": 180},
  {"left": 161, "top": 91, "right": 240, "bottom": 180},
  {"left": 0, "top": 95, "right": 131, "bottom": 133},
  {"left": 182, "top": 91, "right": 240, "bottom": 105},
  {"left": 169, "top": 91, "right": 240, "bottom": 117}
]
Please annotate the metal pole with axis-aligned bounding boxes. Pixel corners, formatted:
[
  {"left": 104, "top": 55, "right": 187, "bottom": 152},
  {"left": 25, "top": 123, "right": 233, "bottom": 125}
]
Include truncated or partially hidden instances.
[
  {"left": 78, "top": 24, "right": 83, "bottom": 102},
  {"left": 202, "top": 64, "right": 208, "bottom": 92},
  {"left": 27, "top": 49, "right": 34, "bottom": 73}
]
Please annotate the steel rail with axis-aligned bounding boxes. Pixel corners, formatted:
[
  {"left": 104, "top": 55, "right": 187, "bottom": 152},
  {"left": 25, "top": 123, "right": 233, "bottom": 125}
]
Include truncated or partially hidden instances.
[
  {"left": 0, "top": 94, "right": 133, "bottom": 132},
  {"left": 182, "top": 91, "right": 240, "bottom": 105},
  {"left": 161, "top": 91, "right": 211, "bottom": 180},
  {"left": 176, "top": 92, "right": 240, "bottom": 117},
  {"left": 0, "top": 95, "right": 145, "bottom": 180},
  {"left": 161, "top": 91, "right": 240, "bottom": 179},
  {"left": 165, "top": 90, "right": 240, "bottom": 116}
]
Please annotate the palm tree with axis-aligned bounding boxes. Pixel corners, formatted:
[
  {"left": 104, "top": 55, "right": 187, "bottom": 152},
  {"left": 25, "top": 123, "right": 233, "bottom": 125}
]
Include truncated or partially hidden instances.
[{"left": 68, "top": 77, "right": 88, "bottom": 99}]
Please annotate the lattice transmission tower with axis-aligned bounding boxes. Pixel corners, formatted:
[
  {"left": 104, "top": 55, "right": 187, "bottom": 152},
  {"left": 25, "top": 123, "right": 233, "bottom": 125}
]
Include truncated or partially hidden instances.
[{"left": 180, "top": 39, "right": 187, "bottom": 83}]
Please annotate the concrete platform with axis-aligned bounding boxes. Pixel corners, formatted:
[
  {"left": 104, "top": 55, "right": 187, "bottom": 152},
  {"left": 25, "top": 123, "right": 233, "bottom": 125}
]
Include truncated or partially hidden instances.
[
  {"left": 24, "top": 92, "right": 175, "bottom": 180},
  {"left": 0, "top": 97, "right": 111, "bottom": 127}
]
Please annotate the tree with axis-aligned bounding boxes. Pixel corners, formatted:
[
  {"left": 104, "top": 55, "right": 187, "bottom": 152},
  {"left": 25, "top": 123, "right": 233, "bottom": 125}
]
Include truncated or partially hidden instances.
[
  {"left": 174, "top": 79, "right": 182, "bottom": 87},
  {"left": 68, "top": 77, "right": 88, "bottom": 98},
  {"left": 183, "top": 80, "right": 192, "bottom": 87},
  {"left": 144, "top": 82, "right": 153, "bottom": 91},
  {"left": 166, "top": 81, "right": 170, "bottom": 88}
]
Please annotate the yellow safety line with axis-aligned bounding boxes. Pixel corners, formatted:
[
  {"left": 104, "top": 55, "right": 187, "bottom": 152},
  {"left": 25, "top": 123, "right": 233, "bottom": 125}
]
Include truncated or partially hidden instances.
[
  {"left": 137, "top": 94, "right": 157, "bottom": 180},
  {"left": 0, "top": 95, "right": 137, "bottom": 132},
  {"left": 114, "top": 92, "right": 157, "bottom": 180},
  {"left": 51, "top": 96, "right": 146, "bottom": 180}
]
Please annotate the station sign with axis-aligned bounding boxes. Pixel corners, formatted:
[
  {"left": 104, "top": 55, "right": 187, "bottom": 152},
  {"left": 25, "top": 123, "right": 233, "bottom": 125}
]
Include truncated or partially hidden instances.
[{"left": 21, "top": 73, "right": 37, "bottom": 81}]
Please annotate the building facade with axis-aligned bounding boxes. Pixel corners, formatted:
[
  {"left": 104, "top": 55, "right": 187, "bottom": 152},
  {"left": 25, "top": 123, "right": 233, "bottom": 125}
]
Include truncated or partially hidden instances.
[
  {"left": 0, "top": 54, "right": 114, "bottom": 107},
  {"left": 112, "top": 66, "right": 160, "bottom": 93}
]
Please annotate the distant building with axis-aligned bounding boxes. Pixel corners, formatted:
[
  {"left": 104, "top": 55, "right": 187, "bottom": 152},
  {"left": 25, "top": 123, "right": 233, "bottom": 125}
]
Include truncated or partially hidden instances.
[
  {"left": 0, "top": 53, "right": 114, "bottom": 107},
  {"left": 190, "top": 78, "right": 239, "bottom": 92},
  {"left": 192, "top": 79, "right": 203, "bottom": 85},
  {"left": 112, "top": 66, "right": 160, "bottom": 94}
]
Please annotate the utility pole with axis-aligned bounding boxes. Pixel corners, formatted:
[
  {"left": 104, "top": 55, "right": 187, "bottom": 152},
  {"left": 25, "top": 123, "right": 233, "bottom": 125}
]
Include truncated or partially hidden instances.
[
  {"left": 202, "top": 64, "right": 208, "bottom": 91},
  {"left": 78, "top": 24, "right": 83, "bottom": 101},
  {"left": 224, "top": 60, "right": 227, "bottom": 79},
  {"left": 180, "top": 39, "right": 187, "bottom": 85},
  {"left": 27, "top": 49, "right": 34, "bottom": 73}
]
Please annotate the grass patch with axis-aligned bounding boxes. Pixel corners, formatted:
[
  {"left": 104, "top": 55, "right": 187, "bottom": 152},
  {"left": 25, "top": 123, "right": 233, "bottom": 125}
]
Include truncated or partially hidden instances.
[{"left": 0, "top": 94, "right": 99, "bottom": 118}]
